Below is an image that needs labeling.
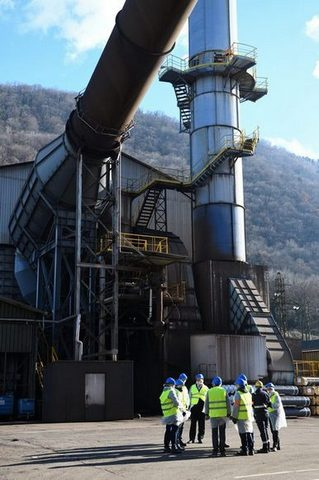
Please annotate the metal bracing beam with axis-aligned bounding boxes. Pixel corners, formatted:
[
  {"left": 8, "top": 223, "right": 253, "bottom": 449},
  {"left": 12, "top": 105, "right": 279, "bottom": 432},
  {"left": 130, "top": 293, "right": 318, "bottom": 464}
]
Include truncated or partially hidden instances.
[{"left": 154, "top": 189, "right": 167, "bottom": 232}]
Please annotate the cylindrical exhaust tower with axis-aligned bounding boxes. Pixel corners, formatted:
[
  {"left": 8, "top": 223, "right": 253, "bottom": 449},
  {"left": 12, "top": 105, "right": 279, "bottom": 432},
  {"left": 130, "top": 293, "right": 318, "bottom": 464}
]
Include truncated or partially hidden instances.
[
  {"left": 159, "top": 0, "right": 266, "bottom": 331},
  {"left": 160, "top": 0, "right": 294, "bottom": 384},
  {"left": 189, "top": 0, "right": 245, "bottom": 263}
]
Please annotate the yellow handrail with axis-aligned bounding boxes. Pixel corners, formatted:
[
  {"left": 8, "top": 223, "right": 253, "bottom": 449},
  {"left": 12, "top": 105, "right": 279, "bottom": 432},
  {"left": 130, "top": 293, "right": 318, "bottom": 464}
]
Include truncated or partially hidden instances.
[
  {"left": 294, "top": 360, "right": 319, "bottom": 377},
  {"left": 167, "top": 281, "right": 186, "bottom": 302},
  {"left": 98, "top": 232, "right": 169, "bottom": 255}
]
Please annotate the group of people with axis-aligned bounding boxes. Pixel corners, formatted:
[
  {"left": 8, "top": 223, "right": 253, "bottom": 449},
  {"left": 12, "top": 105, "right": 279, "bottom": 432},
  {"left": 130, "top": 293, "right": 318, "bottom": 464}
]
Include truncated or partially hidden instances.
[{"left": 159, "top": 372, "right": 287, "bottom": 456}]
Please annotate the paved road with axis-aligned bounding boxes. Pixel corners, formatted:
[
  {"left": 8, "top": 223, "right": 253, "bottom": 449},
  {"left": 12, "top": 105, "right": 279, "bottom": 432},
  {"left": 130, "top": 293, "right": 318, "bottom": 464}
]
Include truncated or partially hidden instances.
[{"left": 0, "top": 417, "right": 318, "bottom": 480}]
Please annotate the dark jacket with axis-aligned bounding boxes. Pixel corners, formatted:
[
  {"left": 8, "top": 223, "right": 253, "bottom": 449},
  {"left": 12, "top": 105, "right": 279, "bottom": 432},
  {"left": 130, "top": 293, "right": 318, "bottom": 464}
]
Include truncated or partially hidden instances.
[{"left": 252, "top": 388, "right": 270, "bottom": 416}]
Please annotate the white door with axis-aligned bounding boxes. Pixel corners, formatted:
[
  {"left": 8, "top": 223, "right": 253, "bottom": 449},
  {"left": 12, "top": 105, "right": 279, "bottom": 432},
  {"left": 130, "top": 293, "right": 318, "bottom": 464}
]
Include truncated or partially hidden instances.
[{"left": 85, "top": 373, "right": 105, "bottom": 420}]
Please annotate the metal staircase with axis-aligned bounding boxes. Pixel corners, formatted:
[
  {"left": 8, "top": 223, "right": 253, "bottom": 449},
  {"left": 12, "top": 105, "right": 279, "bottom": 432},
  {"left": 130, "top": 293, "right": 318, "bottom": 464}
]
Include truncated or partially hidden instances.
[
  {"left": 229, "top": 278, "right": 294, "bottom": 384},
  {"left": 173, "top": 81, "right": 192, "bottom": 133},
  {"left": 135, "top": 189, "right": 161, "bottom": 228}
]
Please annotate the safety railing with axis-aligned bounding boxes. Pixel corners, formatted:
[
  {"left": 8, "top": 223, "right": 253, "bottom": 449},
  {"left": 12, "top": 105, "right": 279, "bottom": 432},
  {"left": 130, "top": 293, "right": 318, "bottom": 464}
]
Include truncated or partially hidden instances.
[
  {"left": 209, "top": 128, "right": 259, "bottom": 157},
  {"left": 99, "top": 232, "right": 169, "bottom": 255},
  {"left": 159, "top": 54, "right": 188, "bottom": 73},
  {"left": 122, "top": 167, "right": 190, "bottom": 194},
  {"left": 166, "top": 281, "right": 186, "bottom": 302},
  {"left": 255, "top": 77, "right": 268, "bottom": 90},
  {"left": 294, "top": 360, "right": 319, "bottom": 378},
  {"left": 159, "top": 42, "right": 257, "bottom": 77},
  {"left": 123, "top": 129, "right": 258, "bottom": 194}
]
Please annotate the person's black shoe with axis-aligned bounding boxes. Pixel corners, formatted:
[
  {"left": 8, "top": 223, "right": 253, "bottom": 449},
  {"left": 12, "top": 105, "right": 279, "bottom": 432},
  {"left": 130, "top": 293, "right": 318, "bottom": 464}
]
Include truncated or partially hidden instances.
[
  {"left": 171, "top": 447, "right": 183, "bottom": 454},
  {"left": 198, "top": 439, "right": 203, "bottom": 444},
  {"left": 257, "top": 447, "right": 269, "bottom": 454},
  {"left": 180, "top": 441, "right": 187, "bottom": 447},
  {"left": 163, "top": 447, "right": 171, "bottom": 453},
  {"left": 220, "top": 450, "right": 226, "bottom": 457},
  {"left": 224, "top": 443, "right": 230, "bottom": 448},
  {"left": 187, "top": 439, "right": 194, "bottom": 444},
  {"left": 249, "top": 450, "right": 254, "bottom": 456},
  {"left": 211, "top": 450, "right": 218, "bottom": 457},
  {"left": 236, "top": 450, "right": 248, "bottom": 456}
]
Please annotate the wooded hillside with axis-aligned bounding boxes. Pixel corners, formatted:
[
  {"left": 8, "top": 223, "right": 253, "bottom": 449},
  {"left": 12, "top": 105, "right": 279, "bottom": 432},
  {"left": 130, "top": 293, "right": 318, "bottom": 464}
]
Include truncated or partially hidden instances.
[{"left": 1, "top": 83, "right": 318, "bottom": 335}]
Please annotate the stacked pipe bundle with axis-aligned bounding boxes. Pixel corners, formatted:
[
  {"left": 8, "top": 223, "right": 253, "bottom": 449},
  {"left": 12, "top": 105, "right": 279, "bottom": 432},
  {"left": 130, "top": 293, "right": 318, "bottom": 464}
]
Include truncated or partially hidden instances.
[
  {"left": 297, "top": 384, "right": 319, "bottom": 417},
  {"left": 223, "top": 384, "right": 312, "bottom": 417},
  {"left": 275, "top": 384, "right": 311, "bottom": 418}
]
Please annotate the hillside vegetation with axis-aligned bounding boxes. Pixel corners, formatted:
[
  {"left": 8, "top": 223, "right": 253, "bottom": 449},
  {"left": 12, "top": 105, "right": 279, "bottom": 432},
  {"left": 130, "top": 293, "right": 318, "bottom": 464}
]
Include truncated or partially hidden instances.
[{"left": 1, "top": 83, "right": 319, "bottom": 335}]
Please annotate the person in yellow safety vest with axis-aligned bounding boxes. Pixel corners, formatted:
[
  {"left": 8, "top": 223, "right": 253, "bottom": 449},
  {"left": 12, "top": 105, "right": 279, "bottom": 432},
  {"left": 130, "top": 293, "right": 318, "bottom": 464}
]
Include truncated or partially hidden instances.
[
  {"left": 159, "top": 377, "right": 184, "bottom": 454},
  {"left": 237, "top": 373, "right": 254, "bottom": 393},
  {"left": 175, "top": 378, "right": 190, "bottom": 449},
  {"left": 231, "top": 377, "right": 254, "bottom": 455},
  {"left": 265, "top": 382, "right": 287, "bottom": 451},
  {"left": 188, "top": 373, "right": 209, "bottom": 443},
  {"left": 177, "top": 373, "right": 190, "bottom": 447},
  {"left": 205, "top": 376, "right": 231, "bottom": 457}
]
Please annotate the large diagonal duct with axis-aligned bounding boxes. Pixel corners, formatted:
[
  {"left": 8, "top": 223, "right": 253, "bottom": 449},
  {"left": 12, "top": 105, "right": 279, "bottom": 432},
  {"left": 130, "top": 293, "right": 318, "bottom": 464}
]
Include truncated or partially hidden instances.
[{"left": 9, "top": 0, "right": 197, "bottom": 261}]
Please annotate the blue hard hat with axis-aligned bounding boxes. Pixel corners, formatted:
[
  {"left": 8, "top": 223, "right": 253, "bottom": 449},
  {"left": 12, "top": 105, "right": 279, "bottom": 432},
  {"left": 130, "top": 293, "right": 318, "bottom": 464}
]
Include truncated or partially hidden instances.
[
  {"left": 195, "top": 373, "right": 204, "bottom": 380},
  {"left": 236, "top": 378, "right": 247, "bottom": 388},
  {"left": 235, "top": 374, "right": 247, "bottom": 385},
  {"left": 165, "top": 377, "right": 176, "bottom": 385},
  {"left": 212, "top": 376, "right": 222, "bottom": 386},
  {"left": 175, "top": 379, "right": 184, "bottom": 387},
  {"left": 265, "top": 382, "right": 275, "bottom": 389},
  {"left": 178, "top": 373, "right": 188, "bottom": 382}
]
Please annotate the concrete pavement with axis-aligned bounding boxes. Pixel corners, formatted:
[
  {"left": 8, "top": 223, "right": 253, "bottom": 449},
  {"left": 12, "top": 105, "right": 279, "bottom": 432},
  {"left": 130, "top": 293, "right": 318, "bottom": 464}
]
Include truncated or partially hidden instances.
[{"left": 0, "top": 416, "right": 318, "bottom": 480}]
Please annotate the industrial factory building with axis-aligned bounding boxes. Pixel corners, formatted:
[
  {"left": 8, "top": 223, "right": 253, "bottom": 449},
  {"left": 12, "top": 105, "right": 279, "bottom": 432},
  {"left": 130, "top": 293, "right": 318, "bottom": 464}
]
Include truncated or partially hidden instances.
[{"left": 0, "top": 0, "right": 294, "bottom": 421}]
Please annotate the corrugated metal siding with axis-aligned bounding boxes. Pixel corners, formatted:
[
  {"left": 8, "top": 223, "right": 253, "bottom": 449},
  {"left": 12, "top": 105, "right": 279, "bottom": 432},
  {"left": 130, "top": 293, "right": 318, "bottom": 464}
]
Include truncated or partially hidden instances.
[
  {"left": 0, "top": 296, "right": 43, "bottom": 319},
  {"left": 166, "top": 190, "right": 192, "bottom": 258},
  {"left": 302, "top": 350, "right": 319, "bottom": 361},
  {"left": 0, "top": 322, "right": 35, "bottom": 352},
  {"left": 190, "top": 333, "right": 267, "bottom": 383},
  {"left": 0, "top": 163, "right": 33, "bottom": 244},
  {"left": 0, "top": 244, "right": 21, "bottom": 298},
  {"left": 121, "top": 154, "right": 156, "bottom": 187}
]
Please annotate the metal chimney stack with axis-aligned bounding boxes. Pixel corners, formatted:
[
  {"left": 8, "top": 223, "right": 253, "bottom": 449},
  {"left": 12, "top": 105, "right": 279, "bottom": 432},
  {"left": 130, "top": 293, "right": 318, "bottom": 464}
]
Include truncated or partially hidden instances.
[
  {"left": 189, "top": 0, "right": 245, "bottom": 264},
  {"left": 160, "top": 0, "right": 267, "bottom": 332}
]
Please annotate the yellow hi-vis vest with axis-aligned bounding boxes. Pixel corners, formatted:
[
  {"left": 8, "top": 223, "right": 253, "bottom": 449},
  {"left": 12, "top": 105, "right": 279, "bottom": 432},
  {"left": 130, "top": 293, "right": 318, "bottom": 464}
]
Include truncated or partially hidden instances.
[
  {"left": 190, "top": 384, "right": 208, "bottom": 406},
  {"left": 160, "top": 389, "right": 178, "bottom": 417},
  {"left": 268, "top": 391, "right": 280, "bottom": 413},
  {"left": 207, "top": 386, "right": 227, "bottom": 418},
  {"left": 237, "top": 390, "right": 253, "bottom": 420}
]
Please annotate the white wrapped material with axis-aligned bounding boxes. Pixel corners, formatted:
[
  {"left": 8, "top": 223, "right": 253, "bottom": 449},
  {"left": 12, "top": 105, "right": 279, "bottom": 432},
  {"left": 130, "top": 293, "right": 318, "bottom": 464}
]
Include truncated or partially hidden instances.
[{"left": 269, "top": 393, "right": 287, "bottom": 430}]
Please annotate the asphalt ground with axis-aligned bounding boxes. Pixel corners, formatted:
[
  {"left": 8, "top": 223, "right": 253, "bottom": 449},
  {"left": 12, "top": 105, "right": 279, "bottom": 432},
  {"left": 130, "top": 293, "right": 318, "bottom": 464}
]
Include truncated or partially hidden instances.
[{"left": 0, "top": 416, "right": 318, "bottom": 480}]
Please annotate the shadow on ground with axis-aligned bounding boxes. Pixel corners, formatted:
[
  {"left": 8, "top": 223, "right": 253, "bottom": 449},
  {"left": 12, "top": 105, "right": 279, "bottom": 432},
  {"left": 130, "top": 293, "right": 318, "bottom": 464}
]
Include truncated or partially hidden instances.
[{"left": 4, "top": 443, "right": 243, "bottom": 469}]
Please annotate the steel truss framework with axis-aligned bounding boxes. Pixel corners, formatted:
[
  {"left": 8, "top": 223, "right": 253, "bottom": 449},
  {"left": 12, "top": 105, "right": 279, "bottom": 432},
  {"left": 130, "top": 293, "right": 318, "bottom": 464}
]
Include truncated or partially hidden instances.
[
  {"left": 33, "top": 153, "right": 120, "bottom": 361},
  {"left": 34, "top": 150, "right": 180, "bottom": 363}
]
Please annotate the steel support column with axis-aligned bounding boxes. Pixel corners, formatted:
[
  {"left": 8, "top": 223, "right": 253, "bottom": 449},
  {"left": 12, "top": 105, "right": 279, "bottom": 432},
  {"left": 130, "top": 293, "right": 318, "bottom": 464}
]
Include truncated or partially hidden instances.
[{"left": 74, "top": 152, "right": 83, "bottom": 361}]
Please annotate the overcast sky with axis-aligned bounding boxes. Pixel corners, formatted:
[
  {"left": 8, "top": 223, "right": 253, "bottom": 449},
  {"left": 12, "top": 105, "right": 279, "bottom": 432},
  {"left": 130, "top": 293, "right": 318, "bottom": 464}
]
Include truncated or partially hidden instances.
[{"left": 0, "top": 0, "right": 319, "bottom": 159}]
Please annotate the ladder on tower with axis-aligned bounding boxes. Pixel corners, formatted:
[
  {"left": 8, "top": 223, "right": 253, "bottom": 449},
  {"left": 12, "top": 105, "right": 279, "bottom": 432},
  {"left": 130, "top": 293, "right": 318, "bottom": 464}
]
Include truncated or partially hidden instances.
[{"left": 173, "top": 81, "right": 191, "bottom": 133}]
